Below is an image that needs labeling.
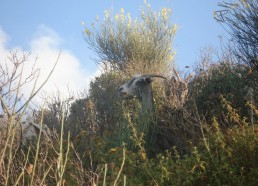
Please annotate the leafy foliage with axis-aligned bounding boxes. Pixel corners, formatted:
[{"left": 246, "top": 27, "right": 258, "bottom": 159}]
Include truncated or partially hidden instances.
[
  {"left": 83, "top": 2, "right": 176, "bottom": 72},
  {"left": 192, "top": 63, "right": 254, "bottom": 123}
]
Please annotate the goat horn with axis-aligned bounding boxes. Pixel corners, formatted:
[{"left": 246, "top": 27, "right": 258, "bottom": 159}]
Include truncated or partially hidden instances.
[{"left": 140, "top": 74, "right": 167, "bottom": 80}]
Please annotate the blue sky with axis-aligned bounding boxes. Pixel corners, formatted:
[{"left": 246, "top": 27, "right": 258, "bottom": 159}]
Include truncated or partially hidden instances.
[{"left": 0, "top": 0, "right": 226, "bottom": 97}]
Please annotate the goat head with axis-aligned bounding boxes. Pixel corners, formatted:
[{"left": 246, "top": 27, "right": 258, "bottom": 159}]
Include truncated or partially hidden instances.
[{"left": 118, "top": 74, "right": 166, "bottom": 99}]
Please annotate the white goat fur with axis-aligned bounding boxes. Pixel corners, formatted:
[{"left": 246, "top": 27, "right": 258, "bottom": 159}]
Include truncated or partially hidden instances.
[
  {"left": 0, "top": 114, "right": 51, "bottom": 148},
  {"left": 21, "top": 114, "right": 51, "bottom": 145}
]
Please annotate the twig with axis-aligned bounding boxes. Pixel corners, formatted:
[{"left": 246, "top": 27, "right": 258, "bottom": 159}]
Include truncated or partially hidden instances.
[
  {"left": 113, "top": 146, "right": 126, "bottom": 186},
  {"left": 16, "top": 50, "right": 61, "bottom": 114}
]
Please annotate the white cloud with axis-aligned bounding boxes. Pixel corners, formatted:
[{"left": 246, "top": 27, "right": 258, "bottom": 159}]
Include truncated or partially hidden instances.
[
  {"left": 0, "top": 25, "right": 97, "bottom": 104},
  {"left": 0, "top": 27, "right": 9, "bottom": 58}
]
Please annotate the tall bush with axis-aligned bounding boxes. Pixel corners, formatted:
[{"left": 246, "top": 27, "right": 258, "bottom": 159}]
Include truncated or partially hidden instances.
[{"left": 83, "top": 2, "right": 176, "bottom": 73}]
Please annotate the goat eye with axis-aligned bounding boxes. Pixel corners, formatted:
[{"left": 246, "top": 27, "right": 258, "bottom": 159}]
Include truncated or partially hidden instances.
[{"left": 145, "top": 78, "right": 152, "bottom": 84}]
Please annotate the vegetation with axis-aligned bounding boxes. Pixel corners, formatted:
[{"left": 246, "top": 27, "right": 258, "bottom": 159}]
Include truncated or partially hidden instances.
[
  {"left": 215, "top": 0, "right": 258, "bottom": 72},
  {"left": 1, "top": 0, "right": 258, "bottom": 185}
]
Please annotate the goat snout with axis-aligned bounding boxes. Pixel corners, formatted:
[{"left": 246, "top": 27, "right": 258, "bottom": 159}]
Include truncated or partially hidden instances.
[{"left": 118, "top": 87, "right": 128, "bottom": 97}]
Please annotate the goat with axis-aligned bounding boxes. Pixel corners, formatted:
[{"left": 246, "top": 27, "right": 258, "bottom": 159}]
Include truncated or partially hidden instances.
[
  {"left": 119, "top": 73, "right": 191, "bottom": 156},
  {"left": 0, "top": 114, "right": 51, "bottom": 150},
  {"left": 118, "top": 74, "right": 166, "bottom": 112},
  {"left": 21, "top": 114, "right": 51, "bottom": 146},
  {"left": 118, "top": 74, "right": 166, "bottom": 156}
]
